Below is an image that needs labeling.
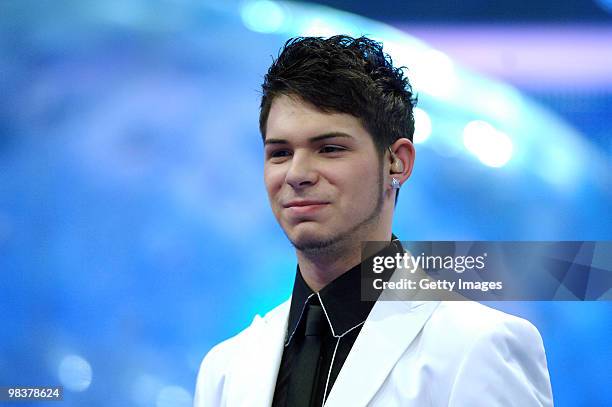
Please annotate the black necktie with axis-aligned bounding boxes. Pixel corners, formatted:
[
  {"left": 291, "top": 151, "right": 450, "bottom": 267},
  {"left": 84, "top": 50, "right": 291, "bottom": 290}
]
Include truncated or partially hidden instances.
[{"left": 287, "top": 301, "right": 325, "bottom": 407}]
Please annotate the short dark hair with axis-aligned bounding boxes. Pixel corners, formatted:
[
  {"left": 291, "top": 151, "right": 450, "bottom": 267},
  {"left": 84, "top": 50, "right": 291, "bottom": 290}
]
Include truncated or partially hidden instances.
[{"left": 259, "top": 35, "right": 417, "bottom": 154}]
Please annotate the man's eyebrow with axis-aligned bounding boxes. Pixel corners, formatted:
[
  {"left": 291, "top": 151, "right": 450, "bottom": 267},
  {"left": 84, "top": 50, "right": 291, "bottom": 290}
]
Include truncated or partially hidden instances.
[{"left": 264, "top": 132, "right": 354, "bottom": 146}]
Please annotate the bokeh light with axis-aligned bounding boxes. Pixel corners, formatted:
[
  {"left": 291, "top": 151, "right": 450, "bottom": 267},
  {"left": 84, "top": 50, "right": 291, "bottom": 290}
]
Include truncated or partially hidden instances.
[
  {"left": 413, "top": 107, "right": 432, "bottom": 144},
  {"left": 58, "top": 355, "right": 93, "bottom": 392},
  {"left": 463, "top": 120, "right": 514, "bottom": 168},
  {"left": 241, "top": 0, "right": 287, "bottom": 33}
]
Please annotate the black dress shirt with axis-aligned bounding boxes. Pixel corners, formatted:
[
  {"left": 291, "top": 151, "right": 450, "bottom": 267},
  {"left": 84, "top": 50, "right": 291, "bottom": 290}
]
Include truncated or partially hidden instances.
[{"left": 271, "top": 237, "right": 402, "bottom": 407}]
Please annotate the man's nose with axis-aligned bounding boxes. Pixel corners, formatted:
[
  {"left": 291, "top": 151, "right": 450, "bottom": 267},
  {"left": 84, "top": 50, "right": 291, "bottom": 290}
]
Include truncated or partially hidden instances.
[{"left": 285, "top": 151, "right": 318, "bottom": 189}]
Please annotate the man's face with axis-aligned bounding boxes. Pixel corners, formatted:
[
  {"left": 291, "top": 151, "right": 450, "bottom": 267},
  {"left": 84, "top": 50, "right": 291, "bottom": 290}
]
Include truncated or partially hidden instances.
[{"left": 263, "top": 94, "right": 385, "bottom": 253}]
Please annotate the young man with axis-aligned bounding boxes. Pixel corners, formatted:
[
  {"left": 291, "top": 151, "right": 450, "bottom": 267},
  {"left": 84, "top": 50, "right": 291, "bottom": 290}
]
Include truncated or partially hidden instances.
[{"left": 194, "top": 36, "right": 553, "bottom": 406}]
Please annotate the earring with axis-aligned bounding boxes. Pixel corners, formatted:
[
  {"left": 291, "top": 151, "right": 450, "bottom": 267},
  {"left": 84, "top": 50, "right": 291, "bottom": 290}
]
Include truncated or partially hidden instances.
[{"left": 391, "top": 178, "right": 401, "bottom": 189}]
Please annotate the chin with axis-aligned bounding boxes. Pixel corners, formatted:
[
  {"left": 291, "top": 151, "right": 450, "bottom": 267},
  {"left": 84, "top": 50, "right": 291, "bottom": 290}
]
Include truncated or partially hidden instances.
[
  {"left": 289, "top": 224, "right": 325, "bottom": 242},
  {"left": 286, "top": 223, "right": 343, "bottom": 252}
]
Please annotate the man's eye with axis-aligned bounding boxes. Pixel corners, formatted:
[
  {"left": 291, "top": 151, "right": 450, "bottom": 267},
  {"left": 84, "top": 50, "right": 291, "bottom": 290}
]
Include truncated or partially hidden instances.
[
  {"left": 320, "top": 145, "right": 345, "bottom": 153},
  {"left": 269, "top": 150, "right": 291, "bottom": 158}
]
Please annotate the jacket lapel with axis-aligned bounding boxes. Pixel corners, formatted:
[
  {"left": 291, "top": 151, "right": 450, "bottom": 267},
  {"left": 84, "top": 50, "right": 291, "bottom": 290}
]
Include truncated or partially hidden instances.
[
  {"left": 227, "top": 299, "right": 290, "bottom": 407},
  {"left": 323, "top": 296, "right": 440, "bottom": 407},
  {"left": 226, "top": 267, "right": 441, "bottom": 407}
]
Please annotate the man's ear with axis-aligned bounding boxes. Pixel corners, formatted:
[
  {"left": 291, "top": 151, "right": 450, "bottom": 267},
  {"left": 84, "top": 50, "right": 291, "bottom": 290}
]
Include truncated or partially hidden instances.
[{"left": 388, "top": 138, "right": 415, "bottom": 186}]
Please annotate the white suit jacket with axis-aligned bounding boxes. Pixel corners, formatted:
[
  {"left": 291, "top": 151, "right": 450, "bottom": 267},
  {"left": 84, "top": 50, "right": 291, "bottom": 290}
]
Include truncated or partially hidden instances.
[{"left": 194, "top": 298, "right": 553, "bottom": 406}]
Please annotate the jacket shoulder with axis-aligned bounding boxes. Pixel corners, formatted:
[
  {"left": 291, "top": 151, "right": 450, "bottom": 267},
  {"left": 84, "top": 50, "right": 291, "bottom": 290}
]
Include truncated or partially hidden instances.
[
  {"left": 201, "top": 298, "right": 291, "bottom": 362},
  {"left": 424, "top": 301, "right": 553, "bottom": 406},
  {"left": 426, "top": 301, "right": 547, "bottom": 362},
  {"left": 431, "top": 301, "right": 547, "bottom": 350},
  {"left": 193, "top": 299, "right": 291, "bottom": 406},
  {"left": 432, "top": 301, "right": 540, "bottom": 334}
]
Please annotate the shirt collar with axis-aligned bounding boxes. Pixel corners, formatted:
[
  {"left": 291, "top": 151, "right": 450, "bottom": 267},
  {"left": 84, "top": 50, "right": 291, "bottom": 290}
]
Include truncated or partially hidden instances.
[{"left": 284, "top": 235, "right": 402, "bottom": 345}]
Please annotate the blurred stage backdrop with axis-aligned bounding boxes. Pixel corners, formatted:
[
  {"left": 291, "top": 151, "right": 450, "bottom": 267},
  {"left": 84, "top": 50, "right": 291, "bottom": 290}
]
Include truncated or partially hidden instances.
[{"left": 1, "top": 0, "right": 611, "bottom": 405}]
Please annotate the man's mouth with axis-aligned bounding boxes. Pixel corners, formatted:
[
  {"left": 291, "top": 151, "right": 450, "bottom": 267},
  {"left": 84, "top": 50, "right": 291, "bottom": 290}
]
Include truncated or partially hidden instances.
[
  {"left": 283, "top": 200, "right": 329, "bottom": 208},
  {"left": 283, "top": 200, "right": 330, "bottom": 216}
]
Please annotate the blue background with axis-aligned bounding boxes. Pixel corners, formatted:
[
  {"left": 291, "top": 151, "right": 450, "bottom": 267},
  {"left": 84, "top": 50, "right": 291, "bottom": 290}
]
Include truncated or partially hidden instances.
[{"left": 1, "top": 0, "right": 611, "bottom": 406}]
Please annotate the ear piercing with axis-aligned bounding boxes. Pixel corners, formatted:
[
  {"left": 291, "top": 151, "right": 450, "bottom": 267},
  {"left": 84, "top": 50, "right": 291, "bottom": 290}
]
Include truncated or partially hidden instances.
[{"left": 391, "top": 178, "right": 401, "bottom": 189}]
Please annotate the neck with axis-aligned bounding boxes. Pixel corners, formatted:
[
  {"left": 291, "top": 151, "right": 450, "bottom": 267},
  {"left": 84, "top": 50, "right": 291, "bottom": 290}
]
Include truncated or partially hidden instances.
[{"left": 296, "top": 217, "right": 393, "bottom": 292}]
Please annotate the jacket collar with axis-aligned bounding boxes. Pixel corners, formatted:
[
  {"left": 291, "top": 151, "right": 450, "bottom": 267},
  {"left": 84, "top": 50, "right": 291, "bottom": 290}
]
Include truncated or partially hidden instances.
[{"left": 227, "top": 297, "right": 440, "bottom": 407}]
